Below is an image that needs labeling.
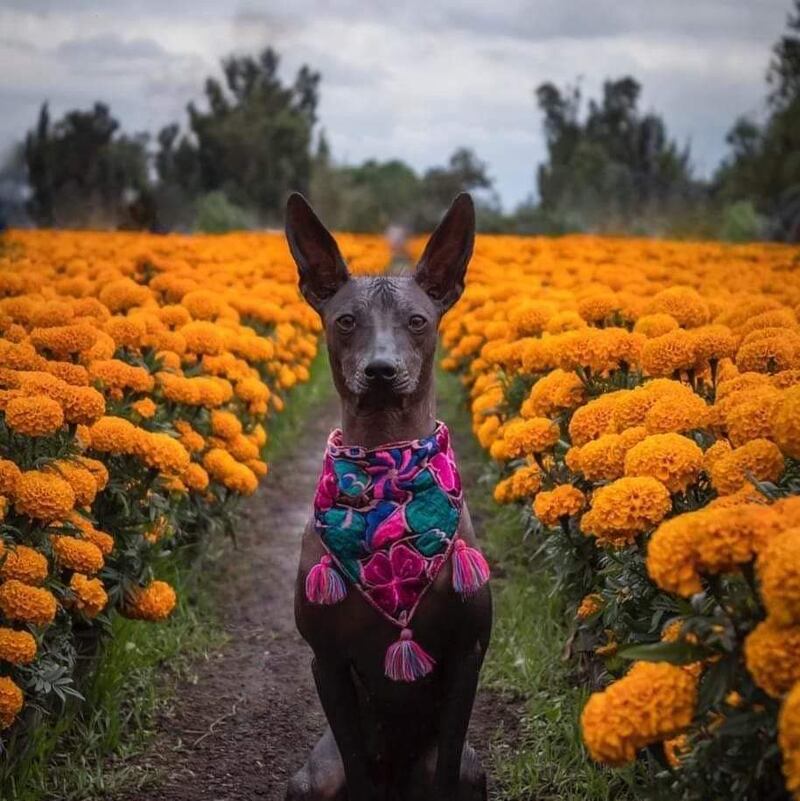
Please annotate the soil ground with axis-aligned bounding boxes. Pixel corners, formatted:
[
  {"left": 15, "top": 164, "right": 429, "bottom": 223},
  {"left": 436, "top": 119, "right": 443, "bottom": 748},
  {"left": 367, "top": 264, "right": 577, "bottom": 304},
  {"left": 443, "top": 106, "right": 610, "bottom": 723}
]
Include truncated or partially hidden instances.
[{"left": 113, "top": 388, "right": 518, "bottom": 801}]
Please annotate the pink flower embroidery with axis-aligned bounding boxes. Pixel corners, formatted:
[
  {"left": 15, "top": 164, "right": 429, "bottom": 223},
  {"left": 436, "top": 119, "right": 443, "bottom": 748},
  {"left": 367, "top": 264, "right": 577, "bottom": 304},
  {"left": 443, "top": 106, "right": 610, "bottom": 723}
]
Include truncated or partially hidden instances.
[
  {"left": 314, "top": 455, "right": 338, "bottom": 511},
  {"left": 428, "top": 452, "right": 461, "bottom": 495},
  {"left": 362, "top": 542, "right": 427, "bottom": 615}
]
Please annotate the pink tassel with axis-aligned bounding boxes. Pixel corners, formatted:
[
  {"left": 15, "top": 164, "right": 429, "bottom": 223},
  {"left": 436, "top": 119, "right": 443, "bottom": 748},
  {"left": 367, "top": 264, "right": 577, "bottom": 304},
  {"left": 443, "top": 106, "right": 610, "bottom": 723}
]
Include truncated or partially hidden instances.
[
  {"left": 451, "top": 539, "right": 490, "bottom": 595},
  {"left": 305, "top": 555, "right": 347, "bottom": 605},
  {"left": 384, "top": 628, "right": 435, "bottom": 682}
]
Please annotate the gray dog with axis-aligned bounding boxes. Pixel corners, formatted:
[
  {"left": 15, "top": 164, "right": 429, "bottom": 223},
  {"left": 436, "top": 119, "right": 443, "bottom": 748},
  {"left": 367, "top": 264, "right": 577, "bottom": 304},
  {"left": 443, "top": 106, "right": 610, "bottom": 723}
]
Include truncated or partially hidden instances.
[{"left": 285, "top": 193, "right": 492, "bottom": 801}]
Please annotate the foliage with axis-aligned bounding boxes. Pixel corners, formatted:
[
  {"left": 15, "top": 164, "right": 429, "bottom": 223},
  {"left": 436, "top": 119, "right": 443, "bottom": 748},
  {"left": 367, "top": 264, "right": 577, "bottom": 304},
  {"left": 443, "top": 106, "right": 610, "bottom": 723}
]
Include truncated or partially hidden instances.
[
  {"left": 23, "top": 103, "right": 149, "bottom": 229},
  {"left": 716, "top": 0, "right": 800, "bottom": 242},
  {"left": 193, "top": 191, "right": 254, "bottom": 233}
]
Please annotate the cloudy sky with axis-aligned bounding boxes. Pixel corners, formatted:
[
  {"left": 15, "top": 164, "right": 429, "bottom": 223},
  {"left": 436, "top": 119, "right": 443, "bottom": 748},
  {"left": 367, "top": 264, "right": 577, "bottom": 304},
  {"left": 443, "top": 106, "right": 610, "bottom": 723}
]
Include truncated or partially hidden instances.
[{"left": 0, "top": 0, "right": 792, "bottom": 207}]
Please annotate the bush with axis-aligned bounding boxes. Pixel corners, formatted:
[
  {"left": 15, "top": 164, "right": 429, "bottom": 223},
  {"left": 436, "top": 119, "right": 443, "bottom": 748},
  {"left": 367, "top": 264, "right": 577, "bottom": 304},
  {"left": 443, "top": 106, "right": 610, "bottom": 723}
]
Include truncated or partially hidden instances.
[{"left": 193, "top": 191, "right": 254, "bottom": 233}]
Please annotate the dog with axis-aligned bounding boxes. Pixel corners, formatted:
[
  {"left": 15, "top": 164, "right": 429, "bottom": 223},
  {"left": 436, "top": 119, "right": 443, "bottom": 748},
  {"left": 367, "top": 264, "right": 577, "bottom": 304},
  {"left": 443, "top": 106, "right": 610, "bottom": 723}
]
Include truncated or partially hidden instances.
[{"left": 284, "top": 192, "right": 492, "bottom": 801}]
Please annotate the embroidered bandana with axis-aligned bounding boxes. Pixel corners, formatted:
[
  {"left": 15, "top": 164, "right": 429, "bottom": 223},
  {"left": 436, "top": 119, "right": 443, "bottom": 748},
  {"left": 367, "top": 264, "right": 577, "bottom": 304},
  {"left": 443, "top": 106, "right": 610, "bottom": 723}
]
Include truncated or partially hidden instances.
[{"left": 307, "top": 422, "right": 490, "bottom": 682}]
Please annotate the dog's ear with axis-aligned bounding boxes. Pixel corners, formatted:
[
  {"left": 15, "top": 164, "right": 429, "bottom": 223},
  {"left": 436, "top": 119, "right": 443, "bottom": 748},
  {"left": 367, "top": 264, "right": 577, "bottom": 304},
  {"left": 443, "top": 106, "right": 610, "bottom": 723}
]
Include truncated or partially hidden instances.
[
  {"left": 414, "top": 192, "right": 475, "bottom": 313},
  {"left": 285, "top": 192, "right": 350, "bottom": 313}
]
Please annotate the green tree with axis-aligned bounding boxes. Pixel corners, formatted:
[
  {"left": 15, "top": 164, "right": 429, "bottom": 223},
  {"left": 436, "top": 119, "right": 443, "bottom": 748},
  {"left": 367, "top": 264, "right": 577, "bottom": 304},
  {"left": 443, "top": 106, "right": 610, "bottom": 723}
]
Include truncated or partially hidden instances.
[
  {"left": 716, "top": 0, "right": 800, "bottom": 241},
  {"left": 160, "top": 47, "right": 320, "bottom": 224},
  {"left": 534, "top": 78, "right": 694, "bottom": 232},
  {"left": 24, "top": 103, "right": 149, "bottom": 228}
]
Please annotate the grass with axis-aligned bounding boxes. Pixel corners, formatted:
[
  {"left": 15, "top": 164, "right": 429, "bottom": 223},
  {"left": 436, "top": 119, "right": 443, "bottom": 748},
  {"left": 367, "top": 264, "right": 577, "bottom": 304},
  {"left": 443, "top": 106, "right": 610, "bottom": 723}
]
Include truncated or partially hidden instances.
[
  {"left": 436, "top": 364, "right": 638, "bottom": 801},
  {"left": 0, "top": 347, "right": 335, "bottom": 801}
]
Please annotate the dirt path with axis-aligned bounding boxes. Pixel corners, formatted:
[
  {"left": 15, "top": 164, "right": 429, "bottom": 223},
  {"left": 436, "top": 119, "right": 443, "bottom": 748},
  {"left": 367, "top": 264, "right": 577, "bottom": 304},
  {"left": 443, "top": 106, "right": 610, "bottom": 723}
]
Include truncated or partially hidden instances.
[{"left": 114, "top": 388, "right": 512, "bottom": 801}]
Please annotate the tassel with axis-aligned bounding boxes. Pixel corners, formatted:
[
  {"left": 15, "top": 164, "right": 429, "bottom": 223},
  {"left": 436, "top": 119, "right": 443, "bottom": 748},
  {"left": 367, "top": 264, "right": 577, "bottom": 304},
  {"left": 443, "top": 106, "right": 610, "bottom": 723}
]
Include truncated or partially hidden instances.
[
  {"left": 305, "top": 555, "right": 347, "bottom": 605},
  {"left": 384, "top": 627, "right": 435, "bottom": 682},
  {"left": 451, "top": 539, "right": 490, "bottom": 595}
]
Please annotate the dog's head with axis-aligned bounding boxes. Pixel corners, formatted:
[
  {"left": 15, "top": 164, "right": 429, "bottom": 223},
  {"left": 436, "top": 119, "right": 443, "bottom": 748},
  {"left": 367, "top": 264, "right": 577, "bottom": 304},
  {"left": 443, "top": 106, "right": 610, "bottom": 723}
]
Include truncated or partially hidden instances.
[{"left": 285, "top": 193, "right": 474, "bottom": 409}]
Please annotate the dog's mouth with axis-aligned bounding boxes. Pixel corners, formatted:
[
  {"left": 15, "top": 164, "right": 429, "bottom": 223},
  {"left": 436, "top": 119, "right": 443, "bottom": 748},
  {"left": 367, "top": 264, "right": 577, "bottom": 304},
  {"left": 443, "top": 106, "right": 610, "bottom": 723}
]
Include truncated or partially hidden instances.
[{"left": 346, "top": 372, "right": 418, "bottom": 400}]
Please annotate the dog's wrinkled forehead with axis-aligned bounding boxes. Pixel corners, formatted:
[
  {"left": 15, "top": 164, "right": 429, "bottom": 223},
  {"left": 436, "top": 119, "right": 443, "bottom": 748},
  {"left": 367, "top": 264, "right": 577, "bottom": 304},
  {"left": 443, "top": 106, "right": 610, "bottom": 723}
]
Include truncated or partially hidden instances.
[{"left": 326, "top": 275, "right": 436, "bottom": 318}]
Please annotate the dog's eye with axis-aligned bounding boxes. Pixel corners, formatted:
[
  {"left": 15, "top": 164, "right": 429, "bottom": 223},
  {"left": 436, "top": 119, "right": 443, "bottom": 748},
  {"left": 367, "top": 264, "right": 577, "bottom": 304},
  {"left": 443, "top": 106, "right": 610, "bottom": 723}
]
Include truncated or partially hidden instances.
[
  {"left": 336, "top": 314, "right": 356, "bottom": 332},
  {"left": 408, "top": 315, "right": 427, "bottom": 332}
]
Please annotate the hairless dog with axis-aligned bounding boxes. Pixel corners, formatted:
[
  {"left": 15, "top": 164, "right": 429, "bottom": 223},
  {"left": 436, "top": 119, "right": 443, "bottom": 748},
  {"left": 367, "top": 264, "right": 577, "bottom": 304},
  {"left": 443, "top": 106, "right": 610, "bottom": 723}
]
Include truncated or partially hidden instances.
[{"left": 285, "top": 193, "right": 492, "bottom": 801}]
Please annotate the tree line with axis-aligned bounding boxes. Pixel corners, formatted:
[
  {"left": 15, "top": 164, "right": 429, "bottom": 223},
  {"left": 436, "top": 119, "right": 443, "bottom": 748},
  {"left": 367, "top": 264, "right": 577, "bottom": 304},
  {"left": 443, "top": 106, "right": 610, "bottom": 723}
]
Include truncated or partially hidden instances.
[{"left": 2, "top": 0, "right": 799, "bottom": 240}]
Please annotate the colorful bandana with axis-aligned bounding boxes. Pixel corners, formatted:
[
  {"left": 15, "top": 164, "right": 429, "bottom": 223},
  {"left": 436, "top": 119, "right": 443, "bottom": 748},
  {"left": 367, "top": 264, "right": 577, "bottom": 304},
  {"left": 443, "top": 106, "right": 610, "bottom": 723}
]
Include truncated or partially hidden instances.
[{"left": 307, "top": 422, "right": 490, "bottom": 682}]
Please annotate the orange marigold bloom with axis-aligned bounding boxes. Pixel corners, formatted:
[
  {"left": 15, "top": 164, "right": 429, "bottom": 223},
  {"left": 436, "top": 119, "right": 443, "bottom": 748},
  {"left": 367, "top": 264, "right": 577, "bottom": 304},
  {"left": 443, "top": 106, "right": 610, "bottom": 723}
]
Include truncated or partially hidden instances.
[
  {"left": 202, "top": 448, "right": 258, "bottom": 495},
  {"left": 0, "top": 676, "right": 23, "bottom": 729},
  {"left": 132, "top": 397, "right": 157, "bottom": 419},
  {"left": 0, "top": 579, "right": 57, "bottom": 626},
  {"left": 174, "top": 419, "right": 205, "bottom": 453},
  {"left": 779, "top": 682, "right": 800, "bottom": 797},
  {"left": 180, "top": 320, "right": 227, "bottom": 356},
  {"left": 69, "top": 573, "right": 108, "bottom": 618},
  {"left": 709, "top": 438, "right": 784, "bottom": 495},
  {"left": 123, "top": 580, "right": 177, "bottom": 621},
  {"left": 51, "top": 535, "right": 104, "bottom": 574},
  {"left": 5, "top": 395, "right": 64, "bottom": 436},
  {"left": 568, "top": 395, "right": 620, "bottom": 446},
  {"left": 581, "top": 661, "right": 698, "bottom": 766},
  {"left": 690, "top": 324, "right": 737, "bottom": 365},
  {"left": 183, "top": 462, "right": 210, "bottom": 492},
  {"left": 133, "top": 431, "right": 191, "bottom": 474},
  {"left": 88, "top": 416, "right": 139, "bottom": 454},
  {"left": 0, "top": 627, "right": 36, "bottom": 665},
  {"left": 641, "top": 330, "right": 697, "bottom": 377},
  {"left": 523, "top": 369, "right": 585, "bottom": 418},
  {"left": 645, "top": 392, "right": 710, "bottom": 435},
  {"left": 532, "top": 485, "right": 585, "bottom": 527},
  {"left": 624, "top": 433, "right": 703, "bottom": 493},
  {"left": 46, "top": 460, "right": 98, "bottom": 507},
  {"left": 502, "top": 417, "right": 560, "bottom": 458},
  {"left": 736, "top": 337, "right": 797, "bottom": 374},
  {"left": 773, "top": 385, "right": 800, "bottom": 460},
  {"left": 758, "top": 528, "right": 800, "bottom": 627},
  {"left": 75, "top": 457, "right": 109, "bottom": 492},
  {"left": 14, "top": 470, "right": 75, "bottom": 521},
  {"left": 644, "top": 286, "right": 710, "bottom": 328},
  {"left": 581, "top": 477, "right": 671, "bottom": 548},
  {"left": 576, "top": 593, "right": 603, "bottom": 620},
  {"left": 210, "top": 410, "right": 242, "bottom": 440},
  {"left": 29, "top": 323, "right": 98, "bottom": 359},
  {"left": 89, "top": 359, "right": 155, "bottom": 394},
  {"left": 0, "top": 459, "right": 21, "bottom": 496},
  {"left": 633, "top": 313, "right": 680, "bottom": 339},
  {"left": 0, "top": 543, "right": 48, "bottom": 585},
  {"left": 245, "top": 459, "right": 268, "bottom": 479},
  {"left": 744, "top": 620, "right": 800, "bottom": 698}
]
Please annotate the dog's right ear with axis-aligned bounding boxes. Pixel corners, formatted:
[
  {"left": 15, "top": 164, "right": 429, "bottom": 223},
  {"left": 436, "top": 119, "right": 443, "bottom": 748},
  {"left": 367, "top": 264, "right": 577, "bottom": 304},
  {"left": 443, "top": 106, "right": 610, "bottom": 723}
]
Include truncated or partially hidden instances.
[{"left": 285, "top": 193, "right": 350, "bottom": 313}]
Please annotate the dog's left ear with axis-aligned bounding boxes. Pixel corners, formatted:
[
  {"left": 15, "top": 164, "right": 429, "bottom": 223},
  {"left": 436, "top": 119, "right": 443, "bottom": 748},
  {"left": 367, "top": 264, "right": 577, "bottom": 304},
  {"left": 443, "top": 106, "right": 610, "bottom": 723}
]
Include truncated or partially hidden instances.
[
  {"left": 414, "top": 192, "right": 475, "bottom": 313},
  {"left": 285, "top": 192, "right": 350, "bottom": 313}
]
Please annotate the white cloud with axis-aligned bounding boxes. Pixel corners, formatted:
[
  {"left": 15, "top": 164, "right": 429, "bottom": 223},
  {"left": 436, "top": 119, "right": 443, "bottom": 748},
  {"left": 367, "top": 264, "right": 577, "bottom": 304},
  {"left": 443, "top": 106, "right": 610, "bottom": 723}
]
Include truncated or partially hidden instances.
[{"left": 0, "top": 0, "right": 792, "bottom": 207}]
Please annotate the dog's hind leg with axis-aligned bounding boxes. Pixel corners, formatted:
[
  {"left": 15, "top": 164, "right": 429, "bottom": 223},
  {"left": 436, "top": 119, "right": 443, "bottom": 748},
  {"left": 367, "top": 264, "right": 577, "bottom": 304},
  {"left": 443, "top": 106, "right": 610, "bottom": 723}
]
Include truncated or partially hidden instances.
[
  {"left": 286, "top": 726, "right": 347, "bottom": 801},
  {"left": 406, "top": 742, "right": 486, "bottom": 801}
]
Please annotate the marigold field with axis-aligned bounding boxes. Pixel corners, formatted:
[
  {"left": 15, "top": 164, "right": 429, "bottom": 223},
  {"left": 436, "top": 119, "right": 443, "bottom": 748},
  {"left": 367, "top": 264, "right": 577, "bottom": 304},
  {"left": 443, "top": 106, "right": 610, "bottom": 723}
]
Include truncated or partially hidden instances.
[
  {"left": 1, "top": 229, "right": 800, "bottom": 799},
  {"left": 426, "top": 234, "right": 800, "bottom": 799},
  {"left": 0, "top": 229, "right": 387, "bottom": 745}
]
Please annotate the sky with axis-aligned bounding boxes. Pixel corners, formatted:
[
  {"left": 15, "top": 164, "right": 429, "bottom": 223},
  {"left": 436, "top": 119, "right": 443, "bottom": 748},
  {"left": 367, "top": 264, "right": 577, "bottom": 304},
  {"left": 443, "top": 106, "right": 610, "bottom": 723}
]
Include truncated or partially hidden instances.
[{"left": 0, "top": 0, "right": 793, "bottom": 209}]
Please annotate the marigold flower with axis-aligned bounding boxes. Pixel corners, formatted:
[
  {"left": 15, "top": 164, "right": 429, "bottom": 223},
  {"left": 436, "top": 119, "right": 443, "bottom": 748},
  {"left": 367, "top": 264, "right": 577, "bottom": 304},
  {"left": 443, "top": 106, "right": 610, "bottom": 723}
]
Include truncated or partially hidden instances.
[
  {"left": 779, "top": 682, "right": 800, "bottom": 797},
  {"left": 0, "top": 675, "right": 23, "bottom": 729},
  {"left": 577, "top": 593, "right": 603, "bottom": 620},
  {"left": 123, "top": 580, "right": 177, "bottom": 621},
  {"left": 181, "top": 320, "right": 227, "bottom": 356},
  {"left": 5, "top": 395, "right": 64, "bottom": 436},
  {"left": 202, "top": 448, "right": 259, "bottom": 495},
  {"left": 709, "top": 438, "right": 784, "bottom": 495},
  {"left": 14, "top": 470, "right": 76, "bottom": 522},
  {"left": 581, "top": 661, "right": 698, "bottom": 765},
  {"left": 183, "top": 462, "right": 210, "bottom": 492},
  {"left": 0, "top": 543, "right": 48, "bottom": 585},
  {"left": 645, "top": 392, "right": 710, "bottom": 434},
  {"left": 0, "top": 579, "right": 57, "bottom": 626},
  {"left": 0, "top": 627, "right": 36, "bottom": 665},
  {"left": 0, "top": 459, "right": 21, "bottom": 496},
  {"left": 502, "top": 417, "right": 560, "bottom": 458},
  {"left": 581, "top": 477, "right": 671, "bottom": 547},
  {"left": 568, "top": 395, "right": 621, "bottom": 446},
  {"left": 46, "top": 460, "right": 98, "bottom": 508},
  {"left": 737, "top": 337, "right": 797, "bottom": 374},
  {"left": 61, "top": 385, "right": 105, "bottom": 425},
  {"left": 133, "top": 431, "right": 191, "bottom": 474},
  {"left": 51, "top": 535, "right": 104, "bottom": 574},
  {"left": 522, "top": 369, "right": 585, "bottom": 418},
  {"left": 576, "top": 433, "right": 629, "bottom": 482},
  {"left": 633, "top": 313, "right": 680, "bottom": 339},
  {"left": 88, "top": 416, "right": 139, "bottom": 454},
  {"left": 641, "top": 330, "right": 697, "bottom": 377},
  {"left": 532, "top": 485, "right": 585, "bottom": 527},
  {"left": 690, "top": 324, "right": 737, "bottom": 365},
  {"left": 131, "top": 397, "right": 157, "bottom": 419},
  {"left": 624, "top": 433, "right": 703, "bottom": 493},
  {"left": 75, "top": 457, "right": 109, "bottom": 492},
  {"left": 758, "top": 528, "right": 800, "bottom": 627},
  {"left": 29, "top": 323, "right": 98, "bottom": 359},
  {"left": 509, "top": 301, "right": 555, "bottom": 336},
  {"left": 69, "top": 573, "right": 108, "bottom": 618},
  {"left": 744, "top": 620, "right": 800, "bottom": 698},
  {"left": 773, "top": 385, "right": 800, "bottom": 460},
  {"left": 210, "top": 410, "right": 243, "bottom": 440}
]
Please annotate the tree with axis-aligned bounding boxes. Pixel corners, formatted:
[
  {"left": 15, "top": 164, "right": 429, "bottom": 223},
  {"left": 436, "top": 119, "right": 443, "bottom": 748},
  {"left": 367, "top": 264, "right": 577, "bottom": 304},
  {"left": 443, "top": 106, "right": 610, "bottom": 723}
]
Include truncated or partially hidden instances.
[
  {"left": 24, "top": 102, "right": 149, "bottom": 228},
  {"left": 160, "top": 47, "right": 320, "bottom": 224},
  {"left": 533, "top": 77, "right": 694, "bottom": 233},
  {"left": 716, "top": 0, "right": 800, "bottom": 241}
]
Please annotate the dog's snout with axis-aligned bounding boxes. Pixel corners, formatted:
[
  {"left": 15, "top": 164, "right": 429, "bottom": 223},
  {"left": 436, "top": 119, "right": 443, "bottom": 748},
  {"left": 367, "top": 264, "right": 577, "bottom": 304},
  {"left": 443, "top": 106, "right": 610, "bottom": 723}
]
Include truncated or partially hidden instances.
[{"left": 364, "top": 359, "right": 398, "bottom": 382}]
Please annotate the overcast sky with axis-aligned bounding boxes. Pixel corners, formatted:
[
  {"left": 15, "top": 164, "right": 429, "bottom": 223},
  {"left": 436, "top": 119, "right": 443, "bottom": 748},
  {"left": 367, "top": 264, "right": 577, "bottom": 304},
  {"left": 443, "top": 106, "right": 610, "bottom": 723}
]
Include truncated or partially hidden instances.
[{"left": 0, "top": 0, "right": 792, "bottom": 208}]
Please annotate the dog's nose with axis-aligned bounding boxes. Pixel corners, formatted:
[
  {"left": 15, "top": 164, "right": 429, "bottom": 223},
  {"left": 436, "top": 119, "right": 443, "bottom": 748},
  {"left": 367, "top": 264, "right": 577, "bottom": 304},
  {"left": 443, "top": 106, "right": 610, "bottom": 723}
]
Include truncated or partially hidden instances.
[{"left": 364, "top": 359, "right": 398, "bottom": 382}]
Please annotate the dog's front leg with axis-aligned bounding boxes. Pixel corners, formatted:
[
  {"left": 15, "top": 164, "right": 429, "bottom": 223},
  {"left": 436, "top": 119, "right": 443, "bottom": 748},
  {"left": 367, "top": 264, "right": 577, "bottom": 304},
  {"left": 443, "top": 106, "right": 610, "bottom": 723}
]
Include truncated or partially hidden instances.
[
  {"left": 311, "top": 657, "right": 377, "bottom": 801},
  {"left": 434, "top": 642, "right": 484, "bottom": 801}
]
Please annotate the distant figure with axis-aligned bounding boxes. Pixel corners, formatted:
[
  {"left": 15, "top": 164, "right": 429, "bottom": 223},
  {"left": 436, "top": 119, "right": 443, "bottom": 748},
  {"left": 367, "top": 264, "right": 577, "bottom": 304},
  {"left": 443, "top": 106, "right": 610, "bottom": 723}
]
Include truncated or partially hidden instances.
[{"left": 385, "top": 223, "right": 410, "bottom": 258}]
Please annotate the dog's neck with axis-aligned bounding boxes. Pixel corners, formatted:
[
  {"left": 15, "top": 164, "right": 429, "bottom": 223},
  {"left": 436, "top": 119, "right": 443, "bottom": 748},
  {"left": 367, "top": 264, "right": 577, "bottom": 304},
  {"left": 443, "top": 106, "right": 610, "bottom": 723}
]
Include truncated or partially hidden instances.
[{"left": 339, "top": 379, "right": 437, "bottom": 449}]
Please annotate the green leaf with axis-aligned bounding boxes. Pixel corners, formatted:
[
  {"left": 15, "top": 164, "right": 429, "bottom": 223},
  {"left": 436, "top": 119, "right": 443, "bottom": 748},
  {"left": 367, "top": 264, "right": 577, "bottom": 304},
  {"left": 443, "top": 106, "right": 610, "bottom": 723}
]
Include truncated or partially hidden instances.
[{"left": 616, "top": 640, "right": 707, "bottom": 665}]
